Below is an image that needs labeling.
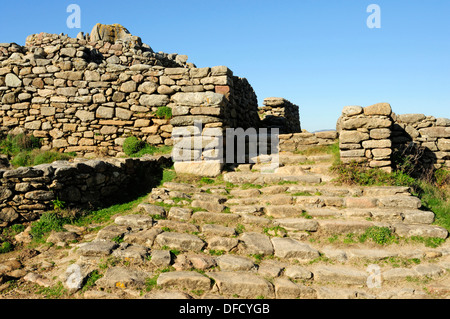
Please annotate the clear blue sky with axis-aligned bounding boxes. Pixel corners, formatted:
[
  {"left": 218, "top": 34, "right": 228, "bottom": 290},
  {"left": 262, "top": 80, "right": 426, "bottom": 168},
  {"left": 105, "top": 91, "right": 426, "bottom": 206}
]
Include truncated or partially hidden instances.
[{"left": 1, "top": 0, "right": 449, "bottom": 132}]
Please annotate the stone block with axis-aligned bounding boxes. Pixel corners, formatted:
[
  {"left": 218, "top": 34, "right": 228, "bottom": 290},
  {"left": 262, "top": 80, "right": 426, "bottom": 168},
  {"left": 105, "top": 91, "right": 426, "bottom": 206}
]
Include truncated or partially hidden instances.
[
  {"left": 396, "top": 113, "right": 426, "bottom": 123},
  {"left": 437, "top": 139, "right": 450, "bottom": 151},
  {"left": 339, "top": 131, "right": 369, "bottom": 144},
  {"left": 364, "top": 103, "right": 392, "bottom": 116},
  {"left": 419, "top": 127, "right": 450, "bottom": 138},
  {"left": 171, "top": 92, "right": 225, "bottom": 107},
  {"left": 139, "top": 94, "right": 170, "bottom": 106},
  {"left": 342, "top": 105, "right": 363, "bottom": 117},
  {"left": 362, "top": 139, "right": 392, "bottom": 149}
]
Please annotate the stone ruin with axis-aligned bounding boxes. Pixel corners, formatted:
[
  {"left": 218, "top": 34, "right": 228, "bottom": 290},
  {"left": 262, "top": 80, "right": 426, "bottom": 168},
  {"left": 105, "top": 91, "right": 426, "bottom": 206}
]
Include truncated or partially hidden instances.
[
  {"left": 0, "top": 24, "right": 303, "bottom": 177},
  {"left": 0, "top": 24, "right": 448, "bottom": 226},
  {"left": 337, "top": 103, "right": 450, "bottom": 172}
]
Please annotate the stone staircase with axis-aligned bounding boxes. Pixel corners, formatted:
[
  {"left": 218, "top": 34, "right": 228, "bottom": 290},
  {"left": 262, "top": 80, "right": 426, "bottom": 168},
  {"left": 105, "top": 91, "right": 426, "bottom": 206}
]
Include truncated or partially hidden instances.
[{"left": 1, "top": 150, "right": 449, "bottom": 300}]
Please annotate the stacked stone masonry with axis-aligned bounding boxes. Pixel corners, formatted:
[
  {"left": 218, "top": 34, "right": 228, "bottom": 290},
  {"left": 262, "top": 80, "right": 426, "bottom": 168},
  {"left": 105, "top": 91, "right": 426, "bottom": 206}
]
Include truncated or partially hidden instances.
[
  {"left": 0, "top": 31, "right": 261, "bottom": 159},
  {"left": 279, "top": 131, "right": 338, "bottom": 153},
  {"left": 392, "top": 113, "right": 450, "bottom": 169},
  {"left": 0, "top": 155, "right": 172, "bottom": 227},
  {"left": 259, "top": 97, "right": 301, "bottom": 134},
  {"left": 338, "top": 103, "right": 450, "bottom": 171},
  {"left": 338, "top": 103, "right": 394, "bottom": 172}
]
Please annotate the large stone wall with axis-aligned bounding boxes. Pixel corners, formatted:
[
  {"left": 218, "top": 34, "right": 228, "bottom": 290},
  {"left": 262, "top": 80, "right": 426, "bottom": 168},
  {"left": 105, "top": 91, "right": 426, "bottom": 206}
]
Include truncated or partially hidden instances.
[
  {"left": 337, "top": 103, "right": 393, "bottom": 172},
  {"left": 392, "top": 113, "right": 450, "bottom": 169},
  {"left": 337, "top": 103, "right": 450, "bottom": 171},
  {"left": 0, "top": 155, "right": 172, "bottom": 227},
  {"left": 0, "top": 25, "right": 308, "bottom": 179},
  {"left": 259, "top": 97, "right": 301, "bottom": 134},
  {"left": 0, "top": 31, "right": 260, "bottom": 159},
  {"left": 279, "top": 131, "right": 337, "bottom": 153}
]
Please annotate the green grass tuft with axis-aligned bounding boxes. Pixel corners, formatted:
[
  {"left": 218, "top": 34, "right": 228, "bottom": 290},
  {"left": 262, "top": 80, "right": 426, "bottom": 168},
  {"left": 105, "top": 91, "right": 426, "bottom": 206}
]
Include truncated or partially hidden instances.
[
  {"left": 153, "top": 106, "right": 173, "bottom": 120},
  {"left": 122, "top": 136, "right": 172, "bottom": 158}
]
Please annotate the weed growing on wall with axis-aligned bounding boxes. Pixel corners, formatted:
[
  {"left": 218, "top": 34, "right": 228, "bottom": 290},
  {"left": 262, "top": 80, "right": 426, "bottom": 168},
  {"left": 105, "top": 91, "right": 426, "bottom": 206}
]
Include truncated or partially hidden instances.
[
  {"left": 123, "top": 136, "right": 172, "bottom": 158},
  {"left": 154, "top": 106, "right": 173, "bottom": 120},
  {"left": 0, "top": 133, "right": 75, "bottom": 167}
]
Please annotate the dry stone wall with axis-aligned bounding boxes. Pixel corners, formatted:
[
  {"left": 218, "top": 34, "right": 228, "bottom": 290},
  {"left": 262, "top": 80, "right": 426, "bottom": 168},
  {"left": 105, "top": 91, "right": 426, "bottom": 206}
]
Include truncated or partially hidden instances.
[
  {"left": 337, "top": 103, "right": 393, "bottom": 172},
  {"left": 0, "top": 155, "right": 172, "bottom": 227},
  {"left": 0, "top": 31, "right": 260, "bottom": 159},
  {"left": 0, "top": 26, "right": 307, "bottom": 178},
  {"left": 392, "top": 113, "right": 450, "bottom": 169},
  {"left": 259, "top": 97, "right": 301, "bottom": 134},
  {"left": 279, "top": 131, "right": 337, "bottom": 153},
  {"left": 337, "top": 103, "right": 450, "bottom": 171}
]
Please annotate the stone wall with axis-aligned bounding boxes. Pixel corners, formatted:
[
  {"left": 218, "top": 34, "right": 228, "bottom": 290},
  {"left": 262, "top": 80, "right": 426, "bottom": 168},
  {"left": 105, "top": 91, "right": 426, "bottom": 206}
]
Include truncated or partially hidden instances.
[
  {"left": 0, "top": 155, "right": 172, "bottom": 227},
  {"left": 259, "top": 97, "right": 301, "bottom": 134},
  {"left": 279, "top": 131, "right": 338, "bottom": 153},
  {"left": 392, "top": 113, "right": 450, "bottom": 169},
  {"left": 0, "top": 25, "right": 310, "bottom": 178},
  {"left": 337, "top": 103, "right": 450, "bottom": 171},
  {"left": 0, "top": 31, "right": 259, "bottom": 159},
  {"left": 337, "top": 103, "right": 393, "bottom": 172}
]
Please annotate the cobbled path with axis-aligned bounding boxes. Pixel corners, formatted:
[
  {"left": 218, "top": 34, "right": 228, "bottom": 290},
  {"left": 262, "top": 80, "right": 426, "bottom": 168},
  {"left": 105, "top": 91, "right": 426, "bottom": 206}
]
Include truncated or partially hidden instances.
[{"left": 1, "top": 152, "right": 449, "bottom": 299}]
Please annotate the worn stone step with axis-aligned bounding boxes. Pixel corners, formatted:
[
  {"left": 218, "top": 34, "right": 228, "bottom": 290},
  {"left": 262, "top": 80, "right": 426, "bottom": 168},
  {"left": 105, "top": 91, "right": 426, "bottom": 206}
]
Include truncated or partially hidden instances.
[
  {"left": 248, "top": 153, "right": 333, "bottom": 165},
  {"left": 229, "top": 205, "right": 265, "bottom": 215},
  {"left": 264, "top": 205, "right": 306, "bottom": 218},
  {"left": 162, "top": 182, "right": 203, "bottom": 193},
  {"left": 274, "top": 277, "right": 317, "bottom": 299},
  {"left": 320, "top": 245, "right": 449, "bottom": 262},
  {"left": 286, "top": 185, "right": 362, "bottom": 197},
  {"left": 312, "top": 265, "right": 369, "bottom": 285},
  {"left": 273, "top": 218, "right": 319, "bottom": 232},
  {"left": 313, "top": 286, "right": 429, "bottom": 299},
  {"left": 271, "top": 237, "right": 321, "bottom": 261},
  {"left": 95, "top": 267, "right": 148, "bottom": 290},
  {"left": 157, "top": 271, "right": 212, "bottom": 291},
  {"left": 316, "top": 219, "right": 448, "bottom": 239},
  {"left": 317, "top": 219, "right": 382, "bottom": 235},
  {"left": 287, "top": 185, "right": 411, "bottom": 197},
  {"left": 248, "top": 163, "right": 332, "bottom": 176},
  {"left": 226, "top": 193, "right": 423, "bottom": 214},
  {"left": 191, "top": 199, "right": 225, "bottom": 213},
  {"left": 301, "top": 195, "right": 420, "bottom": 210},
  {"left": 207, "top": 271, "right": 275, "bottom": 299},
  {"left": 239, "top": 232, "right": 275, "bottom": 255},
  {"left": 393, "top": 223, "right": 448, "bottom": 239},
  {"left": 278, "top": 154, "right": 334, "bottom": 164},
  {"left": 191, "top": 211, "right": 241, "bottom": 224},
  {"left": 304, "top": 207, "right": 436, "bottom": 225},
  {"left": 381, "top": 264, "right": 446, "bottom": 283},
  {"left": 223, "top": 172, "right": 322, "bottom": 185},
  {"left": 154, "top": 232, "right": 206, "bottom": 252},
  {"left": 216, "top": 255, "right": 256, "bottom": 271},
  {"left": 77, "top": 240, "right": 119, "bottom": 257}
]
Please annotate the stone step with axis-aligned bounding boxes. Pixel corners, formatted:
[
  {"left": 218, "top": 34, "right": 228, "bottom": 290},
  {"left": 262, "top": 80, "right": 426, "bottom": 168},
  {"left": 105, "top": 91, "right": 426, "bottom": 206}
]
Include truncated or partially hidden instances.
[
  {"left": 286, "top": 185, "right": 411, "bottom": 197},
  {"left": 109, "top": 214, "right": 445, "bottom": 263},
  {"left": 224, "top": 195, "right": 435, "bottom": 223},
  {"left": 247, "top": 153, "right": 334, "bottom": 165},
  {"left": 223, "top": 171, "right": 322, "bottom": 185},
  {"left": 228, "top": 204, "right": 437, "bottom": 227},
  {"left": 226, "top": 194, "right": 423, "bottom": 211},
  {"left": 297, "top": 194, "right": 422, "bottom": 210},
  {"left": 248, "top": 163, "right": 333, "bottom": 176},
  {"left": 314, "top": 207, "right": 435, "bottom": 224},
  {"left": 142, "top": 267, "right": 448, "bottom": 299},
  {"left": 316, "top": 219, "right": 448, "bottom": 239},
  {"left": 160, "top": 182, "right": 412, "bottom": 200},
  {"left": 311, "top": 263, "right": 447, "bottom": 286},
  {"left": 278, "top": 154, "right": 334, "bottom": 164},
  {"left": 79, "top": 247, "right": 448, "bottom": 297}
]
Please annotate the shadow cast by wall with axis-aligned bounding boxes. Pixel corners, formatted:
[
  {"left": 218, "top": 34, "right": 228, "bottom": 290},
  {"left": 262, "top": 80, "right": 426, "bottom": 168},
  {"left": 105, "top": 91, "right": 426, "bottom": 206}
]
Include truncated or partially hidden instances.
[{"left": 391, "top": 123, "right": 438, "bottom": 179}]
